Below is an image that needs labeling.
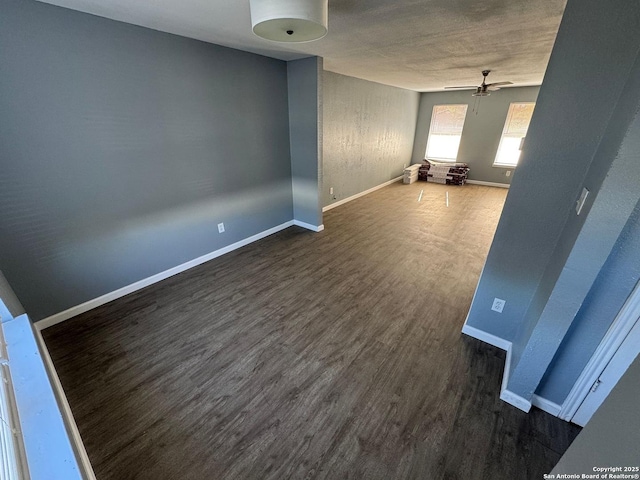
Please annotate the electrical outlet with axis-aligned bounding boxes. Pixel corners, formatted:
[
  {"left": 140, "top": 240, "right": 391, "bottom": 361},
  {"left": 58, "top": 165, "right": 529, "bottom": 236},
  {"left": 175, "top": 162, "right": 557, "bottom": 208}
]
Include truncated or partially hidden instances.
[
  {"left": 217, "top": 223, "right": 225, "bottom": 233},
  {"left": 330, "top": 187, "right": 333, "bottom": 195},
  {"left": 505, "top": 170, "right": 511, "bottom": 177},
  {"left": 492, "top": 298, "right": 506, "bottom": 313}
]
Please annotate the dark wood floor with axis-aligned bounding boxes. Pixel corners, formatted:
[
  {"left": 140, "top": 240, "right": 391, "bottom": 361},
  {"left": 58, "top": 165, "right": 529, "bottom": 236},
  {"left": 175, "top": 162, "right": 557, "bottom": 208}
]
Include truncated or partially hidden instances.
[{"left": 43, "top": 182, "right": 581, "bottom": 480}]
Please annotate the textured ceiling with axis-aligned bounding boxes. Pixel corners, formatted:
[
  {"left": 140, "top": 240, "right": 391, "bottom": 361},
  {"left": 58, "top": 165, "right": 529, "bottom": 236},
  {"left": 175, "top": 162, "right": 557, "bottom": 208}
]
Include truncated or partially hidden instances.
[{"left": 35, "top": 0, "right": 567, "bottom": 91}]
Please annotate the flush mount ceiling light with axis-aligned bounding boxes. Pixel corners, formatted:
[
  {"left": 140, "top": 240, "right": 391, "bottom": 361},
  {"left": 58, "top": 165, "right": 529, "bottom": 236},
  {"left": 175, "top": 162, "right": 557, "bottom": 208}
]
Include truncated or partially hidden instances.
[{"left": 249, "top": 0, "right": 328, "bottom": 43}]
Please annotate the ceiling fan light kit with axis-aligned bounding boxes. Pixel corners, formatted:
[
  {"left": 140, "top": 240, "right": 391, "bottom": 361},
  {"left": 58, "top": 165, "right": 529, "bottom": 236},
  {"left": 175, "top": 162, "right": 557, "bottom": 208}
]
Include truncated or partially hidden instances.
[{"left": 250, "top": 0, "right": 328, "bottom": 43}]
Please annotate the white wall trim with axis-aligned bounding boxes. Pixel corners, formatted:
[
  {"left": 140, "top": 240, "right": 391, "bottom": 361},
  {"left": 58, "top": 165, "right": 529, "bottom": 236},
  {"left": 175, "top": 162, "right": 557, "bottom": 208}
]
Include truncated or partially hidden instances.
[
  {"left": 498, "top": 345, "right": 532, "bottom": 413},
  {"left": 532, "top": 394, "right": 562, "bottom": 416},
  {"left": 462, "top": 323, "right": 569, "bottom": 416},
  {"left": 466, "top": 180, "right": 511, "bottom": 189},
  {"left": 558, "top": 281, "right": 640, "bottom": 421},
  {"left": 36, "top": 220, "right": 295, "bottom": 330},
  {"left": 461, "top": 324, "right": 512, "bottom": 351},
  {"left": 293, "top": 220, "right": 324, "bottom": 232},
  {"left": 462, "top": 323, "right": 532, "bottom": 412},
  {"left": 501, "top": 343, "right": 513, "bottom": 393},
  {"left": 33, "top": 327, "right": 96, "bottom": 479},
  {"left": 500, "top": 389, "right": 532, "bottom": 412},
  {"left": 322, "top": 176, "right": 403, "bottom": 212}
]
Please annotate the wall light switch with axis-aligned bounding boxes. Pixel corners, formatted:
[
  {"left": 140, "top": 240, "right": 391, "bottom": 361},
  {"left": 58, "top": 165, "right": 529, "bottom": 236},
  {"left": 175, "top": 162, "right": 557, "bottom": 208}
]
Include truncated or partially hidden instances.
[{"left": 576, "top": 187, "right": 589, "bottom": 215}]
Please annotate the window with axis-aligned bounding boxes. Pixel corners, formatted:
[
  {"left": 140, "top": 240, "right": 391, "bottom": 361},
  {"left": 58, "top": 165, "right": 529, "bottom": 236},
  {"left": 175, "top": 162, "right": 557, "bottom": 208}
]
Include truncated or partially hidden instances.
[
  {"left": 425, "top": 104, "right": 468, "bottom": 162},
  {"left": 0, "top": 321, "right": 28, "bottom": 480},
  {"left": 0, "top": 304, "right": 83, "bottom": 479},
  {"left": 494, "top": 102, "right": 536, "bottom": 167}
]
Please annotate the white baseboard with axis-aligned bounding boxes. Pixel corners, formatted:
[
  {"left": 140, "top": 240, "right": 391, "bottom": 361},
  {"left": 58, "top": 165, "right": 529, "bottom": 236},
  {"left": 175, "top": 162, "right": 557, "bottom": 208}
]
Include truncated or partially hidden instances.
[
  {"left": 502, "top": 384, "right": 567, "bottom": 416},
  {"left": 500, "top": 389, "right": 532, "bottom": 412},
  {"left": 461, "top": 324, "right": 512, "bottom": 351},
  {"left": 33, "top": 327, "right": 96, "bottom": 479},
  {"left": 35, "top": 220, "right": 295, "bottom": 330},
  {"left": 531, "top": 394, "right": 562, "bottom": 416},
  {"left": 322, "top": 176, "right": 403, "bottom": 212},
  {"left": 501, "top": 343, "right": 513, "bottom": 394},
  {"left": 466, "top": 180, "right": 510, "bottom": 188},
  {"left": 461, "top": 323, "right": 532, "bottom": 412},
  {"left": 293, "top": 220, "right": 324, "bottom": 232},
  {"left": 462, "top": 321, "right": 558, "bottom": 416}
]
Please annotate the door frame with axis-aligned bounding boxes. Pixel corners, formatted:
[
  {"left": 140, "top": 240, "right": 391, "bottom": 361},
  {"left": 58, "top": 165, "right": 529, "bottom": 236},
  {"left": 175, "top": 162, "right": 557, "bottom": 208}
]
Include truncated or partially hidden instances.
[{"left": 558, "top": 280, "right": 640, "bottom": 422}]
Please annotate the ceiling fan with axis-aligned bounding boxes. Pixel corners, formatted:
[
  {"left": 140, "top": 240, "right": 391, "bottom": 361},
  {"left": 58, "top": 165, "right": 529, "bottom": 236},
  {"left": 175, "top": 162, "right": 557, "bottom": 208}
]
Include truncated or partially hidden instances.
[{"left": 445, "top": 70, "right": 513, "bottom": 96}]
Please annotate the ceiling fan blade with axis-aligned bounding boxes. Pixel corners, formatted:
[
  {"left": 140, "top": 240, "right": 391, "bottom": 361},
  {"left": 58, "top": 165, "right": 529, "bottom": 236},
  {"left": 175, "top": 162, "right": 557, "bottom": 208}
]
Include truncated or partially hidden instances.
[
  {"left": 486, "top": 81, "right": 513, "bottom": 87},
  {"left": 444, "top": 86, "right": 478, "bottom": 90}
]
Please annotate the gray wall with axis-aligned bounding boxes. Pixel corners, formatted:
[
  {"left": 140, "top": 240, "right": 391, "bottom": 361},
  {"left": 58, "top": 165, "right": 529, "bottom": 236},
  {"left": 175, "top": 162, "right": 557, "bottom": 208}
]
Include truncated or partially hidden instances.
[
  {"left": 463, "top": 0, "right": 640, "bottom": 405},
  {"left": 288, "top": 57, "right": 323, "bottom": 227},
  {"left": 0, "top": 0, "right": 293, "bottom": 320},
  {"left": 551, "top": 355, "right": 640, "bottom": 474},
  {"left": 323, "top": 72, "right": 419, "bottom": 208},
  {"left": 412, "top": 87, "right": 539, "bottom": 184}
]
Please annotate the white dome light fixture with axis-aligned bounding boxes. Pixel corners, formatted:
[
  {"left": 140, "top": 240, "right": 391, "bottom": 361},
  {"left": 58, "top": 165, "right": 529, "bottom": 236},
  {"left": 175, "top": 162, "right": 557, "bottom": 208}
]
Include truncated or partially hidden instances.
[{"left": 249, "top": 0, "right": 328, "bottom": 43}]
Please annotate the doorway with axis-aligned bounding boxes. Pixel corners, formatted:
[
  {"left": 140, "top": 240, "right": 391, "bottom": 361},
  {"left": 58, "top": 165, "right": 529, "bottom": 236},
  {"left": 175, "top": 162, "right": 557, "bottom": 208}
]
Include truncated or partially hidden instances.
[{"left": 559, "top": 281, "right": 640, "bottom": 426}]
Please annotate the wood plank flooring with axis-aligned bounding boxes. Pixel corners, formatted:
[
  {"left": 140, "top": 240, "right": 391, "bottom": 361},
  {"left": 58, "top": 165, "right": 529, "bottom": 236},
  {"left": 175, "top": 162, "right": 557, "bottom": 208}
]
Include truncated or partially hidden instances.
[{"left": 43, "top": 182, "right": 581, "bottom": 480}]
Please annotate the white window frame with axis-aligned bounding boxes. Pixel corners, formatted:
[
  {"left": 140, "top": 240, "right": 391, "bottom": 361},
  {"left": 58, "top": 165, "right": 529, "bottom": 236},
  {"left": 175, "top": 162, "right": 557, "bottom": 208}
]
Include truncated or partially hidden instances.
[
  {"left": 0, "top": 323, "right": 29, "bottom": 480},
  {"left": 0, "top": 307, "right": 88, "bottom": 480},
  {"left": 425, "top": 104, "right": 468, "bottom": 162},
  {"left": 493, "top": 102, "right": 536, "bottom": 168}
]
